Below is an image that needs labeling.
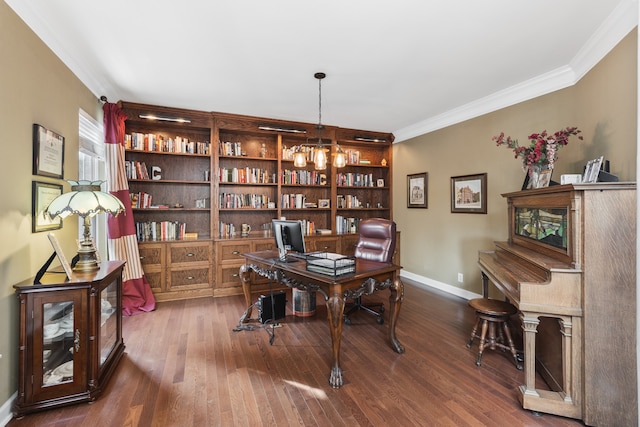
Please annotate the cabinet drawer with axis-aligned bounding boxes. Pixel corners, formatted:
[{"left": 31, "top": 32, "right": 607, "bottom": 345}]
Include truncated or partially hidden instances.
[
  {"left": 169, "top": 242, "right": 212, "bottom": 264},
  {"left": 138, "top": 244, "right": 164, "bottom": 266},
  {"left": 144, "top": 270, "right": 164, "bottom": 292},
  {"left": 310, "top": 237, "right": 339, "bottom": 253},
  {"left": 218, "top": 265, "right": 244, "bottom": 288},
  {"left": 219, "top": 243, "right": 252, "bottom": 263},
  {"left": 254, "top": 240, "right": 275, "bottom": 252},
  {"left": 168, "top": 267, "right": 212, "bottom": 290}
]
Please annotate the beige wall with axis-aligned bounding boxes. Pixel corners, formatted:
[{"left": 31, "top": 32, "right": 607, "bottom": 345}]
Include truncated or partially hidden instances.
[
  {"left": 393, "top": 29, "right": 637, "bottom": 296},
  {"left": 0, "top": 3, "right": 101, "bottom": 406}
]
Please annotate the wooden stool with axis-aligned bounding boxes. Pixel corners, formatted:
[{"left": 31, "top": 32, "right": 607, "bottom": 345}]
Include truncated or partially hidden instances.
[{"left": 466, "top": 298, "right": 522, "bottom": 370}]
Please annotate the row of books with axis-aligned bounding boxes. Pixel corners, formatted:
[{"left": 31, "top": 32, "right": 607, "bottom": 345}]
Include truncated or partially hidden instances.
[
  {"left": 125, "top": 161, "right": 150, "bottom": 180},
  {"left": 280, "top": 169, "right": 327, "bottom": 186},
  {"left": 336, "top": 194, "right": 363, "bottom": 209},
  {"left": 125, "top": 133, "right": 210, "bottom": 154},
  {"left": 218, "top": 222, "right": 236, "bottom": 238},
  {"left": 335, "top": 216, "right": 360, "bottom": 234},
  {"left": 135, "top": 221, "right": 187, "bottom": 241},
  {"left": 281, "top": 193, "right": 306, "bottom": 209},
  {"left": 218, "top": 167, "right": 274, "bottom": 184},
  {"left": 130, "top": 192, "right": 152, "bottom": 209},
  {"left": 281, "top": 145, "right": 325, "bottom": 163},
  {"left": 219, "top": 140, "right": 244, "bottom": 156},
  {"left": 218, "top": 193, "right": 271, "bottom": 209},
  {"left": 336, "top": 172, "right": 376, "bottom": 187}
]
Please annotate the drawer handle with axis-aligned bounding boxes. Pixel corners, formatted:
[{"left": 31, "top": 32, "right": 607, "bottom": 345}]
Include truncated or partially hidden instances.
[
  {"left": 232, "top": 250, "right": 240, "bottom": 255},
  {"left": 186, "top": 276, "right": 195, "bottom": 280},
  {"left": 74, "top": 329, "right": 80, "bottom": 353},
  {"left": 186, "top": 253, "right": 194, "bottom": 257},
  {"left": 139, "top": 256, "right": 145, "bottom": 260},
  {"left": 232, "top": 273, "right": 239, "bottom": 278}
]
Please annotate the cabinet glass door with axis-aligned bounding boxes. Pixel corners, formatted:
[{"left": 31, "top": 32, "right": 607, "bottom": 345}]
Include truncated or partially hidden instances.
[
  {"left": 100, "top": 280, "right": 118, "bottom": 365},
  {"left": 33, "top": 290, "right": 87, "bottom": 400},
  {"left": 42, "top": 300, "right": 75, "bottom": 386}
]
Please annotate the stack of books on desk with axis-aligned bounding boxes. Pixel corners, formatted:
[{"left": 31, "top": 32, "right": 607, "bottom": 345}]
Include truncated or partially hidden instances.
[{"left": 306, "top": 252, "right": 355, "bottom": 276}]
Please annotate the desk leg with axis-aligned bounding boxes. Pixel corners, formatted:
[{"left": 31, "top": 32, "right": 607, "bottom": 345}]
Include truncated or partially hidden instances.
[
  {"left": 388, "top": 273, "right": 405, "bottom": 354},
  {"left": 326, "top": 291, "right": 345, "bottom": 388},
  {"left": 239, "top": 264, "right": 253, "bottom": 320}
]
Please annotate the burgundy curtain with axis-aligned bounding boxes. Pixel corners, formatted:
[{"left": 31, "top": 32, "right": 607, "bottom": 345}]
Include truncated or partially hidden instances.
[{"left": 104, "top": 102, "right": 156, "bottom": 315}]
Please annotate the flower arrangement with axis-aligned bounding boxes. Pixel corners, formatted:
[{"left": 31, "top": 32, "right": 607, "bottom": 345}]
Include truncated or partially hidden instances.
[{"left": 492, "top": 127, "right": 583, "bottom": 171}]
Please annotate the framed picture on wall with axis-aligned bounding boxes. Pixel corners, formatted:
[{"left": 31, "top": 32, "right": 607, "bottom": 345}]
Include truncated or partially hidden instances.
[
  {"left": 407, "top": 172, "right": 427, "bottom": 208},
  {"left": 32, "top": 181, "right": 63, "bottom": 232},
  {"left": 33, "top": 123, "right": 65, "bottom": 179},
  {"left": 450, "top": 173, "right": 487, "bottom": 214}
]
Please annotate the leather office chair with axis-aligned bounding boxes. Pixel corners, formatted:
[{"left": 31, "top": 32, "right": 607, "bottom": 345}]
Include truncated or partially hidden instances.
[{"left": 344, "top": 218, "right": 397, "bottom": 325}]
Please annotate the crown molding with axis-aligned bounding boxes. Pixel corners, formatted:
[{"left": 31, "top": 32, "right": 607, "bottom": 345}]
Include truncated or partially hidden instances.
[{"left": 393, "top": 0, "right": 639, "bottom": 143}]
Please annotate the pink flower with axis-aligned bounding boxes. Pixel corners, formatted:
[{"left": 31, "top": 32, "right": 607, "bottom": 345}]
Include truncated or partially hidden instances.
[{"left": 492, "top": 127, "right": 583, "bottom": 170}]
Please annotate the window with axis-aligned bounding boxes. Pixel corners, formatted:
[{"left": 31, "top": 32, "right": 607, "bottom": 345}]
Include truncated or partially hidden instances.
[{"left": 78, "top": 109, "right": 108, "bottom": 259}]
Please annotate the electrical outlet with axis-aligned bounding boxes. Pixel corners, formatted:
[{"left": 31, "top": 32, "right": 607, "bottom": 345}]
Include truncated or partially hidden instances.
[{"left": 457, "top": 273, "right": 464, "bottom": 283}]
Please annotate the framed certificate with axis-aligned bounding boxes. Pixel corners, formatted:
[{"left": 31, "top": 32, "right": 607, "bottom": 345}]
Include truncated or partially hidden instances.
[{"left": 33, "top": 123, "right": 65, "bottom": 179}]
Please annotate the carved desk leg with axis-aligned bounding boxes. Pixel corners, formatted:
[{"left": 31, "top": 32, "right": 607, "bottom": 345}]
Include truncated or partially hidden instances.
[
  {"left": 388, "top": 273, "right": 405, "bottom": 354},
  {"left": 239, "top": 264, "right": 253, "bottom": 321},
  {"left": 326, "top": 290, "right": 345, "bottom": 388}
]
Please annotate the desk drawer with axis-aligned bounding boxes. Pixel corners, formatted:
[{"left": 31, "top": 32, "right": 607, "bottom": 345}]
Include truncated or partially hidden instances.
[{"left": 169, "top": 242, "right": 212, "bottom": 265}]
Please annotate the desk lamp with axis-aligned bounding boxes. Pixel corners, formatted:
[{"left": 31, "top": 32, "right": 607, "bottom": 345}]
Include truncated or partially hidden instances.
[{"left": 45, "top": 180, "right": 125, "bottom": 272}]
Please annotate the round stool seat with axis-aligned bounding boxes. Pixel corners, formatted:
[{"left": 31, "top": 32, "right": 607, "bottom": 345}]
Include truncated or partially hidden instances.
[
  {"left": 466, "top": 298, "right": 522, "bottom": 370},
  {"left": 468, "top": 298, "right": 517, "bottom": 316}
]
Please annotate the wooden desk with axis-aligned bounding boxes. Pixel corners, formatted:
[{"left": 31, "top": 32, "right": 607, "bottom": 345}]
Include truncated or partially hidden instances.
[{"left": 239, "top": 250, "right": 405, "bottom": 388}]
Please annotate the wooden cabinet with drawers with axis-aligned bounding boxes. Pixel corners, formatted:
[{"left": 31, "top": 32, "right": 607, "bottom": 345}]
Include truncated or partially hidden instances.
[{"left": 138, "top": 241, "right": 213, "bottom": 301}]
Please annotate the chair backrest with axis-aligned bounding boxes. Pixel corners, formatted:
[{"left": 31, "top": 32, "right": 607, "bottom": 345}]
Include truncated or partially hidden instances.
[{"left": 354, "top": 218, "right": 396, "bottom": 263}]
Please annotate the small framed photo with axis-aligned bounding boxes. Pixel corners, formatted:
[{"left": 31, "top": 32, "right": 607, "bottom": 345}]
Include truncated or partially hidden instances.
[
  {"left": 48, "top": 233, "right": 73, "bottom": 279},
  {"left": 32, "top": 181, "right": 63, "bottom": 233},
  {"left": 451, "top": 173, "right": 487, "bottom": 214},
  {"left": 376, "top": 178, "right": 385, "bottom": 188},
  {"left": 582, "top": 156, "right": 604, "bottom": 183},
  {"left": 318, "top": 199, "right": 330, "bottom": 208},
  {"left": 407, "top": 172, "right": 427, "bottom": 208},
  {"left": 33, "top": 124, "right": 65, "bottom": 179}
]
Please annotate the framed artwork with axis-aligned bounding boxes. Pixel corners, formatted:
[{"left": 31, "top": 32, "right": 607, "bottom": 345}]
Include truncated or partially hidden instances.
[
  {"left": 318, "top": 199, "right": 330, "bottom": 208},
  {"left": 377, "top": 178, "right": 385, "bottom": 188},
  {"left": 33, "top": 123, "right": 65, "bottom": 178},
  {"left": 451, "top": 173, "right": 487, "bottom": 214},
  {"left": 32, "top": 181, "right": 63, "bottom": 232},
  {"left": 407, "top": 172, "right": 427, "bottom": 208}
]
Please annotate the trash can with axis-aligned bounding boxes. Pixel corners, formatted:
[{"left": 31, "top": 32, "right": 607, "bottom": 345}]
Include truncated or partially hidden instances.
[{"left": 292, "top": 288, "right": 316, "bottom": 317}]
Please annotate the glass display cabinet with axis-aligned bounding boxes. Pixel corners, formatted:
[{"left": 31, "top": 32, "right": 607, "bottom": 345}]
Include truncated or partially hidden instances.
[{"left": 13, "top": 260, "right": 125, "bottom": 417}]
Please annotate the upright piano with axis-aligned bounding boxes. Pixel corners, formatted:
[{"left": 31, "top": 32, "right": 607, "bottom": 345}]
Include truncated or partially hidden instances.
[{"left": 478, "top": 183, "right": 636, "bottom": 426}]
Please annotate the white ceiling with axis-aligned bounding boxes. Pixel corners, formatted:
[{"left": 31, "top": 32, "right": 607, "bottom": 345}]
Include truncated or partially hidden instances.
[{"left": 5, "top": 0, "right": 637, "bottom": 142}]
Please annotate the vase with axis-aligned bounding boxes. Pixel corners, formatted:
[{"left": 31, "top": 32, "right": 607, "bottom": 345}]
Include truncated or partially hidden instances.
[{"left": 527, "top": 163, "right": 551, "bottom": 189}]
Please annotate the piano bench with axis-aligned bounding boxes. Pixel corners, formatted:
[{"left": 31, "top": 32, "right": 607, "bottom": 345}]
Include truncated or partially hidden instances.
[{"left": 466, "top": 298, "right": 523, "bottom": 370}]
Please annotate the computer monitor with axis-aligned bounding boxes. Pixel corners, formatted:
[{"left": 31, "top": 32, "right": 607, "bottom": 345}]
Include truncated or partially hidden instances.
[{"left": 272, "top": 219, "right": 306, "bottom": 262}]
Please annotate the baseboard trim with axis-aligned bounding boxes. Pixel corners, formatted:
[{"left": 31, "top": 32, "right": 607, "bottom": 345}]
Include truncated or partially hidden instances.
[
  {"left": 400, "top": 270, "right": 482, "bottom": 301},
  {"left": 0, "top": 392, "right": 15, "bottom": 427}
]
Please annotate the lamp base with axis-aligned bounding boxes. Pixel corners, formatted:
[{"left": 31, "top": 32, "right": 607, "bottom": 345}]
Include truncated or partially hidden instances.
[{"left": 73, "top": 246, "right": 99, "bottom": 272}]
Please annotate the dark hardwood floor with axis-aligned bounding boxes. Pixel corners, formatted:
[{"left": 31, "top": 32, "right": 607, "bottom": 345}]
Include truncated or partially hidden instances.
[{"left": 8, "top": 279, "right": 585, "bottom": 426}]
